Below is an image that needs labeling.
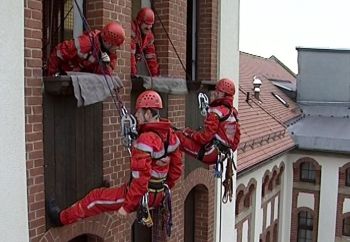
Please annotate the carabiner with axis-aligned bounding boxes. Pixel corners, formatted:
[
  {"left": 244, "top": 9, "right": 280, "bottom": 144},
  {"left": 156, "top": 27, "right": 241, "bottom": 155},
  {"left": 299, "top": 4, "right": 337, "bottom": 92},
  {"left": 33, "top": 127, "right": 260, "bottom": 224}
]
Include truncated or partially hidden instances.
[{"left": 198, "top": 92, "right": 209, "bottom": 116}]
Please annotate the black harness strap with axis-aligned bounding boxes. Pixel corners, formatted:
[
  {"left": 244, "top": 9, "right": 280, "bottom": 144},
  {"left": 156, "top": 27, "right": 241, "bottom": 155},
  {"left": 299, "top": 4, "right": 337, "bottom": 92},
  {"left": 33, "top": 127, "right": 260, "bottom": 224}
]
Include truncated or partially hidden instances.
[{"left": 152, "top": 129, "right": 170, "bottom": 161}]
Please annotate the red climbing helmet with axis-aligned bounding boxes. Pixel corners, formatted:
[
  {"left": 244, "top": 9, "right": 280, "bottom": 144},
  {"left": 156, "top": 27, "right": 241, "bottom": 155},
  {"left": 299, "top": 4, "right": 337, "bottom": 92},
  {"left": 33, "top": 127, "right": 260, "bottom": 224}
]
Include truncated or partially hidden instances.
[
  {"left": 136, "top": 90, "right": 163, "bottom": 109},
  {"left": 101, "top": 22, "right": 125, "bottom": 47},
  {"left": 136, "top": 7, "right": 155, "bottom": 25},
  {"left": 215, "top": 78, "right": 236, "bottom": 96}
]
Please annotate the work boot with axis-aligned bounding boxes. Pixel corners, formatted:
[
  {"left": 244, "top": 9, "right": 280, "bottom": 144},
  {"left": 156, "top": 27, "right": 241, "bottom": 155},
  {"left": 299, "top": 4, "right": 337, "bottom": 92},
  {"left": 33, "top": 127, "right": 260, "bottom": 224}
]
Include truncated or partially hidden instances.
[{"left": 47, "top": 198, "right": 63, "bottom": 227}]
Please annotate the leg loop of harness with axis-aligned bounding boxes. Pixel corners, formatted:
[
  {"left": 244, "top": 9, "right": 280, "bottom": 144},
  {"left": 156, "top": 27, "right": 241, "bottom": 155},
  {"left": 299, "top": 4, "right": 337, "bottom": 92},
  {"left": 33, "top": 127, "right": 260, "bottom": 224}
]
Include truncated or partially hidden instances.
[
  {"left": 161, "top": 184, "right": 173, "bottom": 237},
  {"left": 222, "top": 150, "right": 235, "bottom": 204},
  {"left": 214, "top": 148, "right": 225, "bottom": 178},
  {"left": 136, "top": 192, "right": 153, "bottom": 227},
  {"left": 136, "top": 178, "right": 167, "bottom": 228}
]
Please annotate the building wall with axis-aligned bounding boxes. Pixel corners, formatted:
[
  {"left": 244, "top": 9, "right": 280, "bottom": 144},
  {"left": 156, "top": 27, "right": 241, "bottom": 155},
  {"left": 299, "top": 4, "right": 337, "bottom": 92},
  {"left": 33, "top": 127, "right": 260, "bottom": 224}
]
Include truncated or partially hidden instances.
[
  {"left": 0, "top": 0, "right": 29, "bottom": 241},
  {"left": 24, "top": 0, "right": 47, "bottom": 241},
  {"left": 24, "top": 0, "right": 225, "bottom": 241},
  {"left": 235, "top": 155, "right": 287, "bottom": 242},
  {"left": 217, "top": 0, "right": 240, "bottom": 241},
  {"left": 297, "top": 48, "right": 350, "bottom": 104},
  {"left": 236, "top": 149, "right": 350, "bottom": 242},
  {"left": 288, "top": 151, "right": 350, "bottom": 242}
]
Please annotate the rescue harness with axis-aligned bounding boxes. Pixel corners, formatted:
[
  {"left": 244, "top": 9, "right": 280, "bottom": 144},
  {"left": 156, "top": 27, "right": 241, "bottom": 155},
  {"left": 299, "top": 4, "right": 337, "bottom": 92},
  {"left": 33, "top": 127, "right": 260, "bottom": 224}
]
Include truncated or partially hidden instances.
[
  {"left": 136, "top": 130, "right": 173, "bottom": 237},
  {"left": 197, "top": 92, "right": 237, "bottom": 203}
]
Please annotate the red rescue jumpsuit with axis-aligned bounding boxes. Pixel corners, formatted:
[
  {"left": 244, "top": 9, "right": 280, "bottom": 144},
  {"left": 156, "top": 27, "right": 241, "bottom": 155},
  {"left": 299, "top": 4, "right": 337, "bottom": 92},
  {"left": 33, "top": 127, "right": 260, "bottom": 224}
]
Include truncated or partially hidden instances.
[
  {"left": 47, "top": 30, "right": 117, "bottom": 76},
  {"left": 130, "top": 21, "right": 159, "bottom": 76},
  {"left": 176, "top": 97, "right": 240, "bottom": 165},
  {"left": 59, "top": 120, "right": 182, "bottom": 225}
]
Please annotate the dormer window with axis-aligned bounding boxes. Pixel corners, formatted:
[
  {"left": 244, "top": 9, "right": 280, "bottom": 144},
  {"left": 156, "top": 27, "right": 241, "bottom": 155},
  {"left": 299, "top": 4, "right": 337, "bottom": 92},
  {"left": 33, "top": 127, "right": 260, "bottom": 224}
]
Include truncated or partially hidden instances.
[{"left": 271, "top": 92, "right": 289, "bottom": 107}]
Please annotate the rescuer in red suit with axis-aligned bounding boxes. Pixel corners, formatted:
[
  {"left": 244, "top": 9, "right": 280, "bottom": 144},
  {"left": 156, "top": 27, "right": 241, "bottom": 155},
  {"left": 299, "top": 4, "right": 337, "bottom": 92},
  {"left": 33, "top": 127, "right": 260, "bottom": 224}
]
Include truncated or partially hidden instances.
[
  {"left": 131, "top": 7, "right": 160, "bottom": 76},
  {"left": 176, "top": 78, "right": 241, "bottom": 165},
  {"left": 47, "top": 90, "right": 183, "bottom": 226},
  {"left": 47, "top": 22, "right": 125, "bottom": 76}
]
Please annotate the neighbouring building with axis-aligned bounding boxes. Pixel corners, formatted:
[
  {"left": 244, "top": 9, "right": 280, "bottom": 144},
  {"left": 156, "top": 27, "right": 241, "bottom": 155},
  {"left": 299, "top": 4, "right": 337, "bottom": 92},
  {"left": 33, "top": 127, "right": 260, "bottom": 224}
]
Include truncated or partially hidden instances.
[
  {"left": 288, "top": 47, "right": 350, "bottom": 242},
  {"left": 235, "top": 48, "right": 350, "bottom": 242},
  {"left": 235, "top": 52, "right": 301, "bottom": 242}
]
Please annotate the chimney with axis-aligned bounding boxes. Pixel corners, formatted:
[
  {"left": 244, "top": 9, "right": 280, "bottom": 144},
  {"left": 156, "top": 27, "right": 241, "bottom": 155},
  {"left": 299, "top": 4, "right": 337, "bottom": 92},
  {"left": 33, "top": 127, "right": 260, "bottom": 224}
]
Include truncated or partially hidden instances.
[
  {"left": 253, "top": 76, "right": 262, "bottom": 99},
  {"left": 246, "top": 91, "right": 250, "bottom": 102}
]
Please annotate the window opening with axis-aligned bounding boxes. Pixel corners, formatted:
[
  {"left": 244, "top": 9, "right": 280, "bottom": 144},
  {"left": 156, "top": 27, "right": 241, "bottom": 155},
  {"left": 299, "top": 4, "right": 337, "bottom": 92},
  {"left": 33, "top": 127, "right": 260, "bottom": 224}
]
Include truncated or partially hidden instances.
[
  {"left": 297, "top": 210, "right": 313, "bottom": 242},
  {"left": 346, "top": 168, "right": 350, "bottom": 186},
  {"left": 186, "top": 0, "right": 198, "bottom": 81},
  {"left": 300, "top": 162, "right": 316, "bottom": 183},
  {"left": 343, "top": 216, "right": 350, "bottom": 236}
]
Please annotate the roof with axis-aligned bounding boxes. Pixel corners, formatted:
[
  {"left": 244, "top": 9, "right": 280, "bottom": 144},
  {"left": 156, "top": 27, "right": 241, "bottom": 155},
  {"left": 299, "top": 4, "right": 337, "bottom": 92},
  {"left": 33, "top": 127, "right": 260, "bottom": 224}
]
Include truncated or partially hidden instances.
[
  {"left": 288, "top": 105, "right": 350, "bottom": 153},
  {"left": 237, "top": 94, "right": 295, "bottom": 172},
  {"left": 296, "top": 46, "right": 350, "bottom": 53},
  {"left": 239, "top": 52, "right": 301, "bottom": 124},
  {"left": 237, "top": 52, "right": 300, "bottom": 173}
]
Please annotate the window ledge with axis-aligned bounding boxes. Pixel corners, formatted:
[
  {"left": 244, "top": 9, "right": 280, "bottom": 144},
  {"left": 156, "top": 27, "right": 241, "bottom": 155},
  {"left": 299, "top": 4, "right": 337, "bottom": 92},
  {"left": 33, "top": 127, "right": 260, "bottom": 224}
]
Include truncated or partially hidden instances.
[
  {"left": 132, "top": 75, "right": 188, "bottom": 94},
  {"left": 43, "top": 75, "right": 73, "bottom": 96},
  {"left": 131, "top": 76, "right": 215, "bottom": 93}
]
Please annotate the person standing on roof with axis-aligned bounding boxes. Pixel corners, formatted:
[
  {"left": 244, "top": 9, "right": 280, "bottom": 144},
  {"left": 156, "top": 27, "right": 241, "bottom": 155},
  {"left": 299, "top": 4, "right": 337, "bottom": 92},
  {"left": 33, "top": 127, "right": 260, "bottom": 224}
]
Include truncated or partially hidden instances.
[
  {"left": 131, "top": 7, "right": 160, "bottom": 77},
  {"left": 47, "top": 22, "right": 125, "bottom": 76},
  {"left": 176, "top": 78, "right": 241, "bottom": 165},
  {"left": 47, "top": 90, "right": 183, "bottom": 226}
]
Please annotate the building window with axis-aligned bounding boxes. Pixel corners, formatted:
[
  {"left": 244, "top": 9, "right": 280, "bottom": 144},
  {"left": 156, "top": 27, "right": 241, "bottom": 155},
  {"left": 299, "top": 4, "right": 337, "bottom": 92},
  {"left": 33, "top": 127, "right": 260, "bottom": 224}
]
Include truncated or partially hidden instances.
[
  {"left": 266, "top": 231, "right": 271, "bottom": 242},
  {"left": 186, "top": 0, "right": 198, "bottom": 81},
  {"left": 235, "top": 190, "right": 244, "bottom": 215},
  {"left": 244, "top": 192, "right": 251, "bottom": 208},
  {"left": 273, "top": 223, "right": 278, "bottom": 242},
  {"left": 343, "top": 216, "right": 350, "bottom": 236},
  {"left": 346, "top": 168, "right": 350, "bottom": 186},
  {"left": 300, "top": 162, "right": 316, "bottom": 183},
  {"left": 297, "top": 210, "right": 313, "bottom": 242},
  {"left": 43, "top": 0, "right": 85, "bottom": 73},
  {"left": 262, "top": 176, "right": 269, "bottom": 197}
]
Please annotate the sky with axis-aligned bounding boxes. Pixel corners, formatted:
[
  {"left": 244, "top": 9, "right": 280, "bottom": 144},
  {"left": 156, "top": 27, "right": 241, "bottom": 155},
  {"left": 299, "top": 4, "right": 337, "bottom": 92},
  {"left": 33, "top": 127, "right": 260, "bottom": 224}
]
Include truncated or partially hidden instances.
[{"left": 239, "top": 0, "right": 350, "bottom": 73}]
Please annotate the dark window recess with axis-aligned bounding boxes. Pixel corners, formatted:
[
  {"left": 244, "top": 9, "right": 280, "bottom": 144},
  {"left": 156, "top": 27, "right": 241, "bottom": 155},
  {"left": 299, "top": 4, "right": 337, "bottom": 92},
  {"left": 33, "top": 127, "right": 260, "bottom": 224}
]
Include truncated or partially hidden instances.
[
  {"left": 273, "top": 223, "right": 278, "bottom": 242},
  {"left": 184, "top": 188, "right": 196, "bottom": 242},
  {"left": 131, "top": 0, "right": 141, "bottom": 19},
  {"left": 44, "top": 93, "right": 103, "bottom": 228},
  {"left": 184, "top": 91, "right": 206, "bottom": 177},
  {"left": 244, "top": 192, "right": 251, "bottom": 208},
  {"left": 266, "top": 231, "right": 271, "bottom": 242},
  {"left": 297, "top": 211, "right": 313, "bottom": 242},
  {"left": 43, "top": 0, "right": 86, "bottom": 75},
  {"left": 262, "top": 176, "right": 269, "bottom": 197},
  {"left": 184, "top": 186, "right": 208, "bottom": 242},
  {"left": 186, "top": 0, "right": 198, "bottom": 82},
  {"left": 43, "top": 0, "right": 97, "bottom": 230},
  {"left": 132, "top": 221, "right": 152, "bottom": 242},
  {"left": 69, "top": 234, "right": 103, "bottom": 242},
  {"left": 300, "top": 162, "right": 316, "bottom": 183},
  {"left": 235, "top": 191, "right": 244, "bottom": 215},
  {"left": 346, "top": 168, "right": 350, "bottom": 186},
  {"left": 343, "top": 216, "right": 350, "bottom": 236}
]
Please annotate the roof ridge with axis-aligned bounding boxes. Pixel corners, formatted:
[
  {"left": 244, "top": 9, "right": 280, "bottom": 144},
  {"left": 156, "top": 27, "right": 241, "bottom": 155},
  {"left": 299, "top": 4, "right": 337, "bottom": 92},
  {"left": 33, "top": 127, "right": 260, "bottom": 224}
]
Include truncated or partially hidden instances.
[{"left": 240, "top": 51, "right": 270, "bottom": 60}]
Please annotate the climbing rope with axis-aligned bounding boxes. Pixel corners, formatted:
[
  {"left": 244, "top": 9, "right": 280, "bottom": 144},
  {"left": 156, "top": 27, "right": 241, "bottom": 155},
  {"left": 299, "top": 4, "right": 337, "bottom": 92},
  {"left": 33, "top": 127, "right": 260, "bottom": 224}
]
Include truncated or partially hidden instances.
[{"left": 73, "top": 0, "right": 137, "bottom": 151}]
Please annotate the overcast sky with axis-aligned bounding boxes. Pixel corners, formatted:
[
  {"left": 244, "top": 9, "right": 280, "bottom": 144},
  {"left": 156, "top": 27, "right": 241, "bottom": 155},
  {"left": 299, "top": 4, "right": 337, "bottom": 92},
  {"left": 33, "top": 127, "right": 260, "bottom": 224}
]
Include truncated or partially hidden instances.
[{"left": 239, "top": 0, "right": 350, "bottom": 73}]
